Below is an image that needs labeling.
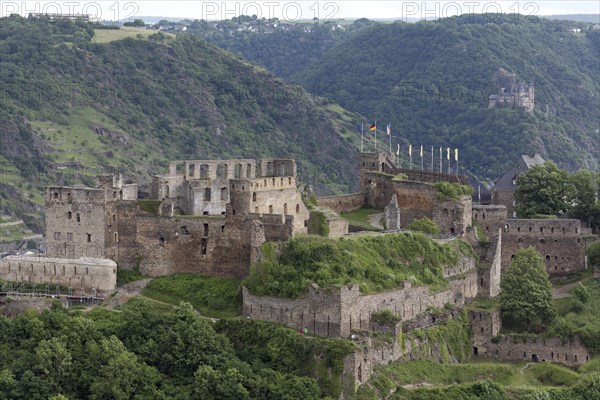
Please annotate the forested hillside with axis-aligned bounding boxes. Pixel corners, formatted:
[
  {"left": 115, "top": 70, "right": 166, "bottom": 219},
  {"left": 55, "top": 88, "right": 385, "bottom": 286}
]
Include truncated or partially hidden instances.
[
  {"left": 0, "top": 16, "right": 362, "bottom": 231},
  {"left": 171, "top": 17, "right": 377, "bottom": 79},
  {"left": 296, "top": 15, "right": 600, "bottom": 179}
]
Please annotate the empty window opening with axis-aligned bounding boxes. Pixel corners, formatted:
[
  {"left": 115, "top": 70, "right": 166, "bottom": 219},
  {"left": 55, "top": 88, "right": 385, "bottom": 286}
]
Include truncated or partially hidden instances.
[
  {"left": 246, "top": 164, "right": 252, "bottom": 178},
  {"left": 87, "top": 233, "right": 92, "bottom": 243},
  {"left": 181, "top": 226, "right": 190, "bottom": 235},
  {"left": 203, "top": 223, "right": 209, "bottom": 236},
  {"left": 201, "top": 238, "right": 207, "bottom": 255},
  {"left": 159, "top": 237, "right": 165, "bottom": 246},
  {"left": 200, "top": 164, "right": 209, "bottom": 179},
  {"left": 54, "top": 232, "right": 61, "bottom": 240},
  {"left": 252, "top": 192, "right": 257, "bottom": 202},
  {"left": 54, "top": 192, "right": 59, "bottom": 199},
  {"left": 216, "top": 163, "right": 227, "bottom": 179},
  {"left": 296, "top": 204, "right": 300, "bottom": 214},
  {"left": 114, "top": 233, "right": 118, "bottom": 242},
  {"left": 112, "top": 214, "right": 116, "bottom": 222},
  {"left": 175, "top": 163, "right": 184, "bottom": 174},
  {"left": 113, "top": 191, "right": 117, "bottom": 198},
  {"left": 235, "top": 163, "right": 242, "bottom": 179},
  {"left": 203, "top": 211, "right": 209, "bottom": 215},
  {"left": 204, "top": 187, "right": 212, "bottom": 202},
  {"left": 67, "top": 211, "right": 72, "bottom": 219},
  {"left": 473, "top": 347, "right": 478, "bottom": 355},
  {"left": 284, "top": 203, "right": 288, "bottom": 215},
  {"left": 188, "top": 163, "right": 195, "bottom": 177},
  {"left": 220, "top": 187, "right": 228, "bottom": 201},
  {"left": 269, "top": 205, "right": 273, "bottom": 214},
  {"left": 77, "top": 213, "right": 81, "bottom": 222},
  {"left": 221, "top": 225, "right": 225, "bottom": 233},
  {"left": 67, "top": 233, "right": 73, "bottom": 241}
]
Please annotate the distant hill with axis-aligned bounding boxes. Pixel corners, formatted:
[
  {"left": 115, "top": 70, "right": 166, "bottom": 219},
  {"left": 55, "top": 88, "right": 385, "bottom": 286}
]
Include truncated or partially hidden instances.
[
  {"left": 0, "top": 16, "right": 364, "bottom": 232},
  {"left": 543, "top": 14, "right": 600, "bottom": 24},
  {"left": 182, "top": 17, "right": 379, "bottom": 79},
  {"left": 295, "top": 15, "right": 600, "bottom": 180}
]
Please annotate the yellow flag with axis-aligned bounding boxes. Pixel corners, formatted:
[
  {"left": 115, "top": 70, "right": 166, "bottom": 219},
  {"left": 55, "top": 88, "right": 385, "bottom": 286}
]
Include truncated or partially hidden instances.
[
  {"left": 454, "top": 148, "right": 458, "bottom": 162},
  {"left": 409, "top": 144, "right": 412, "bottom": 157},
  {"left": 446, "top": 147, "right": 450, "bottom": 160},
  {"left": 420, "top": 145, "right": 423, "bottom": 157}
]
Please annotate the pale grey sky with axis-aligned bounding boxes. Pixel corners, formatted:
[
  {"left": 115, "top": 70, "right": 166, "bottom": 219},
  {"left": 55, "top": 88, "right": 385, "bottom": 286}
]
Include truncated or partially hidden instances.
[{"left": 3, "top": 1, "right": 599, "bottom": 21}]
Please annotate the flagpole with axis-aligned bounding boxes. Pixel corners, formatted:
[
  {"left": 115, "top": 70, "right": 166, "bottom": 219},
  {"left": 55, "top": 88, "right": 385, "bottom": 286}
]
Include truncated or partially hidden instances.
[
  {"left": 431, "top": 146, "right": 434, "bottom": 172},
  {"left": 409, "top": 145, "right": 412, "bottom": 169},
  {"left": 388, "top": 122, "right": 392, "bottom": 155},
  {"left": 374, "top": 121, "right": 377, "bottom": 153},
  {"left": 361, "top": 122, "right": 364, "bottom": 153},
  {"left": 421, "top": 145, "right": 424, "bottom": 171},
  {"left": 439, "top": 147, "right": 442, "bottom": 173}
]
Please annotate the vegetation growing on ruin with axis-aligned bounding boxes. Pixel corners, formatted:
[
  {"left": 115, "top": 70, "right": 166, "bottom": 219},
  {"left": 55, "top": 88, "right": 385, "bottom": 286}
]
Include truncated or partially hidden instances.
[
  {"left": 407, "top": 217, "right": 440, "bottom": 235},
  {"left": 409, "top": 310, "right": 472, "bottom": 364},
  {"left": 246, "top": 233, "right": 473, "bottom": 298},
  {"left": 432, "top": 182, "right": 474, "bottom": 201},
  {"left": 142, "top": 273, "right": 242, "bottom": 318},
  {"left": 547, "top": 278, "right": 600, "bottom": 355},
  {"left": 137, "top": 200, "right": 161, "bottom": 215},
  {"left": 308, "top": 210, "right": 330, "bottom": 237},
  {"left": 372, "top": 309, "right": 401, "bottom": 326},
  {"left": 353, "top": 360, "right": 600, "bottom": 400}
]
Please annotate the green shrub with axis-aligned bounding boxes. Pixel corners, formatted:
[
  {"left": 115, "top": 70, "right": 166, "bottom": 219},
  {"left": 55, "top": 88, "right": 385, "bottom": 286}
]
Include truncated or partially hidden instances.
[
  {"left": 588, "top": 241, "right": 600, "bottom": 267},
  {"left": 433, "top": 182, "right": 473, "bottom": 201},
  {"left": 308, "top": 210, "right": 329, "bottom": 237},
  {"left": 138, "top": 200, "right": 161, "bottom": 215},
  {"left": 570, "top": 298, "right": 585, "bottom": 313},
  {"left": 574, "top": 283, "right": 590, "bottom": 303},
  {"left": 372, "top": 309, "right": 400, "bottom": 326},
  {"left": 408, "top": 217, "right": 440, "bottom": 235}
]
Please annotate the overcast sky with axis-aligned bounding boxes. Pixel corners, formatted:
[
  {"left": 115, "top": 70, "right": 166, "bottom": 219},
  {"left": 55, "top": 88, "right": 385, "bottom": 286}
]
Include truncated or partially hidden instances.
[{"left": 3, "top": 1, "right": 599, "bottom": 21}]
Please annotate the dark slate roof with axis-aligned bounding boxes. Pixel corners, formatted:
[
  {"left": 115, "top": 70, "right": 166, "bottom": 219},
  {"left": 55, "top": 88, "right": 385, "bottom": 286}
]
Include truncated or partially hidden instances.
[{"left": 491, "top": 154, "right": 545, "bottom": 190}]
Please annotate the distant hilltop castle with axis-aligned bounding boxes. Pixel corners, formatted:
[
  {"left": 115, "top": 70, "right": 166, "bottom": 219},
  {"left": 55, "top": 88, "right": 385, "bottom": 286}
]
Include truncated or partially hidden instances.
[{"left": 489, "top": 81, "right": 534, "bottom": 112}]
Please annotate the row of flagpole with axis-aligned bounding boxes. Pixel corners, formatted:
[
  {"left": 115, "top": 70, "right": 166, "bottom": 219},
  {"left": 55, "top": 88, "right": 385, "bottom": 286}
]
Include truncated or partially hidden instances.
[{"left": 360, "top": 121, "right": 460, "bottom": 173}]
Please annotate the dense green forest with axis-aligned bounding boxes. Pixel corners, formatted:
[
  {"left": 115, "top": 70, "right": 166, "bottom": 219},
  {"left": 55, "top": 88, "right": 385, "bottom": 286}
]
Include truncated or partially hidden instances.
[
  {"left": 0, "top": 16, "right": 362, "bottom": 231},
  {"left": 295, "top": 15, "right": 600, "bottom": 178},
  {"left": 0, "top": 298, "right": 356, "bottom": 399},
  {"left": 183, "top": 17, "right": 377, "bottom": 79}
]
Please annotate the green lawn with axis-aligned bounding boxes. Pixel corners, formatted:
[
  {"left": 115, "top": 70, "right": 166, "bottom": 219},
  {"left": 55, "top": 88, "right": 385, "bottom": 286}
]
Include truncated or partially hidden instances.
[
  {"left": 341, "top": 207, "right": 383, "bottom": 231},
  {"left": 142, "top": 273, "right": 242, "bottom": 318}
]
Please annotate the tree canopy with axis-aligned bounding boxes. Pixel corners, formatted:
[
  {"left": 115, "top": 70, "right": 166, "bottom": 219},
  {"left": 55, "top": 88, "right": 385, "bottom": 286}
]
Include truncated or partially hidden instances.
[
  {"left": 515, "top": 162, "right": 600, "bottom": 229},
  {"left": 500, "top": 247, "right": 556, "bottom": 330}
]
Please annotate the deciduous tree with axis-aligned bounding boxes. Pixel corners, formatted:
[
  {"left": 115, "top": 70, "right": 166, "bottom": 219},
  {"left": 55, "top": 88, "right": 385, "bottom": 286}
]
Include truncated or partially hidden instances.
[{"left": 500, "top": 247, "right": 556, "bottom": 330}]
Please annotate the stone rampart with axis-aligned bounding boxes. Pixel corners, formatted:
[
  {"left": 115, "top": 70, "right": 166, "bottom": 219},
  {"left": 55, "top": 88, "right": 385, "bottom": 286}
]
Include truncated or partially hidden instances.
[
  {"left": 316, "top": 193, "right": 366, "bottom": 214},
  {"left": 243, "top": 255, "right": 478, "bottom": 339},
  {"left": 470, "top": 310, "right": 590, "bottom": 367},
  {"left": 0, "top": 255, "right": 116, "bottom": 294},
  {"left": 502, "top": 219, "right": 585, "bottom": 276}
]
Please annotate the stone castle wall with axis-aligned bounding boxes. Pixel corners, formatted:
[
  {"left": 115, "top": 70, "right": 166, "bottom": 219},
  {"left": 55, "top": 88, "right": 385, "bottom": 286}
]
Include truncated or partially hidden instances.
[
  {"left": 473, "top": 205, "right": 507, "bottom": 238},
  {"left": 243, "top": 255, "right": 478, "bottom": 339},
  {"left": 501, "top": 219, "right": 585, "bottom": 276},
  {"left": 433, "top": 196, "right": 472, "bottom": 236},
  {"left": 0, "top": 255, "right": 117, "bottom": 294},
  {"left": 316, "top": 193, "right": 366, "bottom": 214},
  {"left": 491, "top": 189, "right": 516, "bottom": 218},
  {"left": 45, "top": 186, "right": 112, "bottom": 260},
  {"left": 470, "top": 310, "right": 590, "bottom": 367}
]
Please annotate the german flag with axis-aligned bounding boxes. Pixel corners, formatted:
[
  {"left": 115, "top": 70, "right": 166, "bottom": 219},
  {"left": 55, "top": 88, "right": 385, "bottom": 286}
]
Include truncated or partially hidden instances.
[{"left": 369, "top": 123, "right": 376, "bottom": 131}]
